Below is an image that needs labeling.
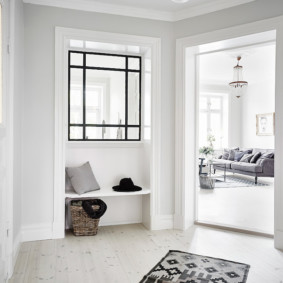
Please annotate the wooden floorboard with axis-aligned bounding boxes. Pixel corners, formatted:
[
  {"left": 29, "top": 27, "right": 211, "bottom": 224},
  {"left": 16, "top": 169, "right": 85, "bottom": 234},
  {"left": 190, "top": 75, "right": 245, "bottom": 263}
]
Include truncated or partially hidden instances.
[{"left": 9, "top": 224, "right": 283, "bottom": 283}]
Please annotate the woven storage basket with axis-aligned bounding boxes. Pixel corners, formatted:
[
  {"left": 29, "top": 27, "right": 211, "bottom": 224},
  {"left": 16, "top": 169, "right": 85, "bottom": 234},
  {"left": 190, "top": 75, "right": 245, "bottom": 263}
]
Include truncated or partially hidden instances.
[{"left": 70, "top": 204, "right": 100, "bottom": 236}]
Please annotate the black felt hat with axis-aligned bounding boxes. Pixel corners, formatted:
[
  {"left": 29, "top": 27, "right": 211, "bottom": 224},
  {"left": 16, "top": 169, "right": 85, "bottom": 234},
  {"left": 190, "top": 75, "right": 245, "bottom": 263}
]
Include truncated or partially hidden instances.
[{"left": 112, "top": 178, "right": 142, "bottom": 192}]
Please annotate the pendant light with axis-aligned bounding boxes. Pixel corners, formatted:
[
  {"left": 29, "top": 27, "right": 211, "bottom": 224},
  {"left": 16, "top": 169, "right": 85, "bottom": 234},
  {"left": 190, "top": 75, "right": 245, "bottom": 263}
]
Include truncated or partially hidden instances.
[{"left": 229, "top": 56, "right": 248, "bottom": 98}]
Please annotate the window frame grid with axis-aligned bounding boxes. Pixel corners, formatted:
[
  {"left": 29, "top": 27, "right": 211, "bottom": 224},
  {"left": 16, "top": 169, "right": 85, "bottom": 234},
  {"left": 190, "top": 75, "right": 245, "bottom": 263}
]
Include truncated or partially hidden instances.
[{"left": 68, "top": 50, "right": 142, "bottom": 141}]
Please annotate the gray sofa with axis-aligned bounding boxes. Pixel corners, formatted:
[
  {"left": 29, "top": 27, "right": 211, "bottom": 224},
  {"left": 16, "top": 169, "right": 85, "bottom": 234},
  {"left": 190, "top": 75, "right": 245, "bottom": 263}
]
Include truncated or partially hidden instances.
[{"left": 213, "top": 148, "right": 274, "bottom": 184}]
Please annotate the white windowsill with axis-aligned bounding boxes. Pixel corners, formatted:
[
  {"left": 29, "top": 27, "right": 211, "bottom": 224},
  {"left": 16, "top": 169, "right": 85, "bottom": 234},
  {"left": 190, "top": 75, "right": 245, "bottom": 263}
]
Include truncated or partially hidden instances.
[{"left": 66, "top": 141, "right": 145, "bottom": 148}]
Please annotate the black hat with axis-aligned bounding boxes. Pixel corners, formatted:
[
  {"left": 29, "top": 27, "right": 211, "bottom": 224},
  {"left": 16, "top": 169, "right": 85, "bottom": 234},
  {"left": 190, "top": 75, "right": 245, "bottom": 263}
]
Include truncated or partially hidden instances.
[{"left": 112, "top": 178, "right": 142, "bottom": 192}]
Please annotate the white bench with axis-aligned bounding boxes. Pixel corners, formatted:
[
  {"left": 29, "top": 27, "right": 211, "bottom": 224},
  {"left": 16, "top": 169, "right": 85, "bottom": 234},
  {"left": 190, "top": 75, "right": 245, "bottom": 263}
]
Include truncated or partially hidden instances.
[{"left": 65, "top": 186, "right": 150, "bottom": 198}]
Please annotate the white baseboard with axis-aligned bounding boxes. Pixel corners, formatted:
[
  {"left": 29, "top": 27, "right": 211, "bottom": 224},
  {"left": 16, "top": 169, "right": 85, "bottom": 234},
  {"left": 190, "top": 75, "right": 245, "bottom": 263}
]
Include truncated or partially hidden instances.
[
  {"left": 99, "top": 219, "right": 142, "bottom": 227},
  {"left": 151, "top": 215, "right": 174, "bottom": 230},
  {"left": 21, "top": 224, "right": 53, "bottom": 242},
  {"left": 275, "top": 229, "right": 283, "bottom": 250}
]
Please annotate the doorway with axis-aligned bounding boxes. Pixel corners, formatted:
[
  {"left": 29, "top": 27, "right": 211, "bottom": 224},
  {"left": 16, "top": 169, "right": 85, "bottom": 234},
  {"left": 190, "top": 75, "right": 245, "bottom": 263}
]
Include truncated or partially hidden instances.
[
  {"left": 175, "top": 17, "right": 283, "bottom": 249},
  {"left": 196, "top": 38, "right": 276, "bottom": 235}
]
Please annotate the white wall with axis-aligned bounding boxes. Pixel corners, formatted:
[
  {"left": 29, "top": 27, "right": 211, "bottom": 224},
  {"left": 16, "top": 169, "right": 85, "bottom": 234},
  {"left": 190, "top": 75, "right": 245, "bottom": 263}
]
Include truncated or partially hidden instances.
[
  {"left": 22, "top": 4, "right": 175, "bottom": 233},
  {"left": 20, "top": 0, "right": 283, "bottom": 239},
  {"left": 241, "top": 44, "right": 275, "bottom": 148},
  {"left": 66, "top": 146, "right": 148, "bottom": 188}
]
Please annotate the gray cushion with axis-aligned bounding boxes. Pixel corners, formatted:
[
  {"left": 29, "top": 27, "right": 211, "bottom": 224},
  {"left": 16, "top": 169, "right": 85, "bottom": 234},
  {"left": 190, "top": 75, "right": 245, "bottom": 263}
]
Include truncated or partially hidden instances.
[
  {"left": 228, "top": 149, "right": 237, "bottom": 161},
  {"left": 213, "top": 160, "right": 235, "bottom": 169},
  {"left": 240, "top": 153, "right": 254, "bottom": 163},
  {"left": 239, "top": 148, "right": 252, "bottom": 153},
  {"left": 252, "top": 148, "right": 273, "bottom": 155},
  {"left": 221, "top": 152, "right": 229, "bottom": 160},
  {"left": 231, "top": 162, "right": 263, "bottom": 173},
  {"left": 250, "top": 152, "right": 261, "bottom": 163},
  {"left": 65, "top": 173, "right": 75, "bottom": 193},
  {"left": 66, "top": 162, "right": 100, "bottom": 195},
  {"left": 234, "top": 150, "right": 251, "bottom": 161},
  {"left": 261, "top": 151, "right": 274, "bottom": 159}
]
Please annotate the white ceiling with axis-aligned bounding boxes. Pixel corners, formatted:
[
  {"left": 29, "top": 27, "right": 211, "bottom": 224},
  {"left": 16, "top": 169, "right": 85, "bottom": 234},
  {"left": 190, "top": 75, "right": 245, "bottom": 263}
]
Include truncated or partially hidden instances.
[{"left": 23, "top": 0, "right": 256, "bottom": 21}]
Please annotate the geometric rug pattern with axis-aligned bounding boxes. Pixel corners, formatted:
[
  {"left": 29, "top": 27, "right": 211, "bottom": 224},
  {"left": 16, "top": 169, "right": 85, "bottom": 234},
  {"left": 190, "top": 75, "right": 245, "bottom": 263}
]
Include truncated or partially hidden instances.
[
  {"left": 214, "top": 175, "right": 269, "bottom": 188},
  {"left": 140, "top": 250, "right": 250, "bottom": 283}
]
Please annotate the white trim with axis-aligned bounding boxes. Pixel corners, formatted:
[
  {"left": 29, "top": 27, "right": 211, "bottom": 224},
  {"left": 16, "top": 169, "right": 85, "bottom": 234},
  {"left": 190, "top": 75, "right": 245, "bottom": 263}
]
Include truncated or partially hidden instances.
[
  {"left": 0, "top": 0, "right": 15, "bottom": 279},
  {"left": 99, "top": 219, "right": 142, "bottom": 227},
  {"left": 151, "top": 215, "right": 174, "bottom": 230},
  {"left": 65, "top": 187, "right": 151, "bottom": 198},
  {"left": 22, "top": 0, "right": 255, "bottom": 22},
  {"left": 67, "top": 141, "right": 144, "bottom": 148},
  {"left": 54, "top": 27, "right": 162, "bottom": 238},
  {"left": 21, "top": 224, "right": 53, "bottom": 242},
  {"left": 175, "top": 15, "right": 283, "bottom": 250},
  {"left": 173, "top": 0, "right": 255, "bottom": 21}
]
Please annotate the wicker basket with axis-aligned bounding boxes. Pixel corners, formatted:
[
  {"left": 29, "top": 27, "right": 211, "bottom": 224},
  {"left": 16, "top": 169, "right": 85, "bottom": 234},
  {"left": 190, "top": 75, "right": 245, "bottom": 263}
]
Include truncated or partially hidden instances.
[
  {"left": 70, "top": 204, "right": 100, "bottom": 236},
  {"left": 199, "top": 175, "right": 215, "bottom": 189}
]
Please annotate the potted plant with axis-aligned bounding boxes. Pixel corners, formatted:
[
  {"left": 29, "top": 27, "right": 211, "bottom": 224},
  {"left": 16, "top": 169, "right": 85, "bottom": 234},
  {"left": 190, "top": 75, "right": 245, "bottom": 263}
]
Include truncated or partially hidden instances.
[{"left": 199, "top": 134, "right": 215, "bottom": 163}]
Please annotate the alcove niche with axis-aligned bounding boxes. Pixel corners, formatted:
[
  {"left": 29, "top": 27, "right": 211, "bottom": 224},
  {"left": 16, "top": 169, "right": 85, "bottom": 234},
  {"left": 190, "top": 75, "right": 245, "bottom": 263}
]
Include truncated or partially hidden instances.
[{"left": 54, "top": 28, "right": 161, "bottom": 238}]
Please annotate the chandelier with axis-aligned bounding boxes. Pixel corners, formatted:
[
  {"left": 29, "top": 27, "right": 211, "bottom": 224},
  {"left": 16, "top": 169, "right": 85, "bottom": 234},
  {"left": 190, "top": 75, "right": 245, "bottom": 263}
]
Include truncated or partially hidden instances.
[{"left": 229, "top": 56, "right": 248, "bottom": 98}]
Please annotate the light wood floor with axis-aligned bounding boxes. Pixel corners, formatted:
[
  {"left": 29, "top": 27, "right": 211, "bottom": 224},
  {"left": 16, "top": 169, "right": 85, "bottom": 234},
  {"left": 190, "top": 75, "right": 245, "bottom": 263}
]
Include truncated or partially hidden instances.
[
  {"left": 9, "top": 224, "right": 283, "bottom": 283},
  {"left": 198, "top": 174, "right": 274, "bottom": 234}
]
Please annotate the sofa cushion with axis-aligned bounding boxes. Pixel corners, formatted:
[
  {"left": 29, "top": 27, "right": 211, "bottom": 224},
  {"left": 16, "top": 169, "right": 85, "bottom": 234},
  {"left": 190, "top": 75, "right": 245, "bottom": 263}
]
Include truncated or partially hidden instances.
[
  {"left": 250, "top": 152, "right": 261, "bottom": 163},
  {"left": 240, "top": 153, "right": 254, "bottom": 163},
  {"left": 231, "top": 162, "right": 263, "bottom": 173},
  {"left": 213, "top": 159, "right": 235, "bottom": 169},
  {"left": 234, "top": 151, "right": 245, "bottom": 161},
  {"left": 228, "top": 149, "right": 237, "bottom": 161},
  {"left": 221, "top": 152, "right": 229, "bottom": 160},
  {"left": 252, "top": 148, "right": 273, "bottom": 155},
  {"left": 234, "top": 150, "right": 251, "bottom": 161},
  {"left": 261, "top": 151, "right": 274, "bottom": 159}
]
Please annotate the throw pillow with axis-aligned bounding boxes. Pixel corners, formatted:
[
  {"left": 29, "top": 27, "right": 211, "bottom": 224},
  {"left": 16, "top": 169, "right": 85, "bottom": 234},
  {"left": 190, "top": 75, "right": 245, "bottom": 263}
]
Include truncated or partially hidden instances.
[
  {"left": 250, "top": 152, "right": 261, "bottom": 163},
  {"left": 261, "top": 151, "right": 274, "bottom": 159},
  {"left": 66, "top": 162, "right": 100, "bottom": 195},
  {"left": 240, "top": 153, "right": 254, "bottom": 163},
  {"left": 65, "top": 172, "right": 75, "bottom": 193},
  {"left": 228, "top": 149, "right": 238, "bottom": 161},
  {"left": 222, "top": 152, "right": 229, "bottom": 160},
  {"left": 234, "top": 150, "right": 251, "bottom": 162},
  {"left": 217, "top": 154, "right": 223, "bottom": 159}
]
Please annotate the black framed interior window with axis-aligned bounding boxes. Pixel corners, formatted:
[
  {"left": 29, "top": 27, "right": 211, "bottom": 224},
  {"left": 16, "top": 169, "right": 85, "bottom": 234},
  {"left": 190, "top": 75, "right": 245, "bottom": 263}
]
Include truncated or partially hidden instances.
[{"left": 68, "top": 51, "right": 142, "bottom": 141}]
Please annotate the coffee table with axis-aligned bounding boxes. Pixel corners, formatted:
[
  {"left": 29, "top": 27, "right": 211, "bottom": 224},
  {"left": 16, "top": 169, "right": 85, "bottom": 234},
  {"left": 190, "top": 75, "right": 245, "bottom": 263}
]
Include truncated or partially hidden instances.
[{"left": 209, "top": 161, "right": 227, "bottom": 182}]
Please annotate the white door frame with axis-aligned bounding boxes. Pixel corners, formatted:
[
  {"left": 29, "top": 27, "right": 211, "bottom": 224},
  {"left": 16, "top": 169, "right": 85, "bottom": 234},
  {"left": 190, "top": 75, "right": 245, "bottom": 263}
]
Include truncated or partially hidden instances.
[
  {"left": 175, "top": 15, "right": 283, "bottom": 249},
  {"left": 1, "top": 0, "right": 14, "bottom": 279},
  {"left": 54, "top": 27, "right": 162, "bottom": 238}
]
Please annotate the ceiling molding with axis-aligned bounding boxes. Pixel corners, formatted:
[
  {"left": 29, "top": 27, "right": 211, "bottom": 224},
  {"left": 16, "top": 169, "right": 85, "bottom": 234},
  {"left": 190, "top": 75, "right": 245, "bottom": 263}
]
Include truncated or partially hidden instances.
[
  {"left": 22, "top": 0, "right": 256, "bottom": 22},
  {"left": 173, "top": 0, "right": 256, "bottom": 21}
]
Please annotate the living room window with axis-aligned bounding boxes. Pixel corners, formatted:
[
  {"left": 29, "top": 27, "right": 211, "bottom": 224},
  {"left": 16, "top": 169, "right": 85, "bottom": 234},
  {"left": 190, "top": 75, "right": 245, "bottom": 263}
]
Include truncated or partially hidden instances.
[
  {"left": 68, "top": 51, "right": 142, "bottom": 141},
  {"left": 199, "top": 94, "right": 228, "bottom": 149}
]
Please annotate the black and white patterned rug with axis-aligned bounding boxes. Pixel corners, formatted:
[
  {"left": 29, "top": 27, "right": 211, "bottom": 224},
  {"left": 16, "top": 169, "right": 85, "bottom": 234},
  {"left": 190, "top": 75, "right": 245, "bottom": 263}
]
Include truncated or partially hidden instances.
[
  {"left": 140, "top": 250, "right": 250, "bottom": 283},
  {"left": 214, "top": 175, "right": 269, "bottom": 188}
]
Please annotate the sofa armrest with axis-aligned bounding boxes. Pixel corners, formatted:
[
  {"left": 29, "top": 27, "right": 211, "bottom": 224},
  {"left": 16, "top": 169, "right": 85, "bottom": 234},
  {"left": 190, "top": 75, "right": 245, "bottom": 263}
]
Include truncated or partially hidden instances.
[{"left": 257, "top": 158, "right": 274, "bottom": 176}]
